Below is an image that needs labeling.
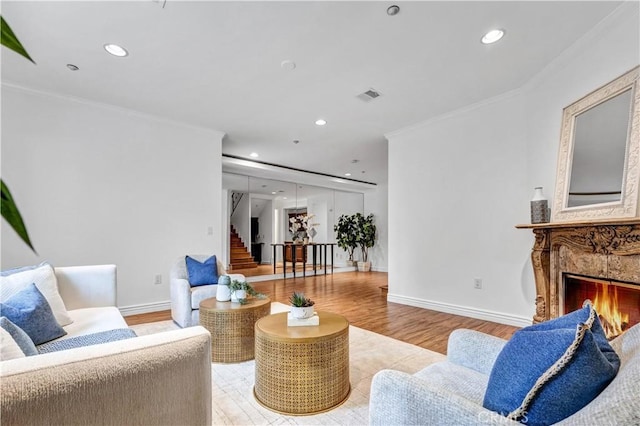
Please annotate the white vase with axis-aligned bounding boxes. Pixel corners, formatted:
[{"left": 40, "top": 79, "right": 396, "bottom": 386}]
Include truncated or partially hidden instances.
[
  {"left": 231, "top": 289, "right": 246, "bottom": 303},
  {"left": 530, "top": 187, "right": 550, "bottom": 224},
  {"left": 216, "top": 284, "right": 231, "bottom": 302},
  {"left": 291, "top": 306, "right": 315, "bottom": 319}
]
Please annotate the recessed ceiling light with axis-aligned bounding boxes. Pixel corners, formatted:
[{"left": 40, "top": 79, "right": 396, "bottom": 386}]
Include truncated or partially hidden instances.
[
  {"left": 250, "top": 152, "right": 259, "bottom": 158},
  {"left": 481, "top": 29, "right": 505, "bottom": 44},
  {"left": 386, "top": 5, "right": 400, "bottom": 16},
  {"left": 104, "top": 43, "right": 129, "bottom": 57},
  {"left": 345, "top": 173, "right": 352, "bottom": 177},
  {"left": 66, "top": 64, "right": 79, "bottom": 71},
  {"left": 281, "top": 60, "right": 296, "bottom": 70},
  {"left": 271, "top": 191, "right": 277, "bottom": 195},
  {"left": 293, "top": 140, "right": 300, "bottom": 144},
  {"left": 315, "top": 119, "right": 327, "bottom": 126}
]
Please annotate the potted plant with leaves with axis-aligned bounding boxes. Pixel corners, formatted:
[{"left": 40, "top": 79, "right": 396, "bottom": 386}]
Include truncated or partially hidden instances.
[
  {"left": 228, "top": 279, "right": 265, "bottom": 304},
  {"left": 354, "top": 213, "right": 376, "bottom": 272},
  {"left": 289, "top": 291, "right": 315, "bottom": 319},
  {"left": 334, "top": 214, "right": 358, "bottom": 266}
]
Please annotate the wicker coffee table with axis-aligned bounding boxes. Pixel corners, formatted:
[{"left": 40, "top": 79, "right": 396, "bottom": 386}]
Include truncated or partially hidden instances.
[
  {"left": 253, "top": 311, "right": 350, "bottom": 415},
  {"left": 199, "top": 297, "right": 271, "bottom": 363}
]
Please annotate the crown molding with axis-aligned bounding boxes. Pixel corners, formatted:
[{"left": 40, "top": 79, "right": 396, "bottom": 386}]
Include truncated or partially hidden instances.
[{"left": 2, "top": 81, "right": 226, "bottom": 139}]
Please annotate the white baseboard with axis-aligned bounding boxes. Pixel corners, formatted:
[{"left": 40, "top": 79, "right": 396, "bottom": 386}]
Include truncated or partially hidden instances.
[
  {"left": 119, "top": 301, "right": 171, "bottom": 317},
  {"left": 386, "top": 293, "right": 532, "bottom": 328}
]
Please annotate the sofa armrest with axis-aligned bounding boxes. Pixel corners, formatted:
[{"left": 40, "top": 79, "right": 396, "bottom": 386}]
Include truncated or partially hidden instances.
[
  {"left": 370, "top": 369, "right": 519, "bottom": 426},
  {"left": 170, "top": 275, "right": 193, "bottom": 326},
  {"left": 446, "top": 329, "right": 508, "bottom": 375},
  {"left": 1, "top": 326, "right": 212, "bottom": 426},
  {"left": 55, "top": 265, "right": 117, "bottom": 310}
]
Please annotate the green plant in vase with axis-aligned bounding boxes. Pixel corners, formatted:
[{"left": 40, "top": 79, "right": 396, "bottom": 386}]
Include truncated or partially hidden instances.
[
  {"left": 289, "top": 291, "right": 315, "bottom": 319},
  {"left": 354, "top": 213, "right": 376, "bottom": 271},
  {"left": 228, "top": 280, "right": 265, "bottom": 305},
  {"left": 334, "top": 214, "right": 358, "bottom": 265}
]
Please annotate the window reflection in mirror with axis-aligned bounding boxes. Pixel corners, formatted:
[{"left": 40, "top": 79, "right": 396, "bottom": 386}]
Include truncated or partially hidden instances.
[{"left": 567, "top": 88, "right": 633, "bottom": 207}]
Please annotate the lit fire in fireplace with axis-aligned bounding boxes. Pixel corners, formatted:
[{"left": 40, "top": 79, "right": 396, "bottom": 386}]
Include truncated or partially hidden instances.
[{"left": 591, "top": 283, "right": 630, "bottom": 339}]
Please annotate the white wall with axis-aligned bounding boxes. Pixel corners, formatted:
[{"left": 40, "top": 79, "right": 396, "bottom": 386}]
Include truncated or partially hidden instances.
[
  {"left": 387, "top": 3, "right": 639, "bottom": 326},
  {"left": 364, "top": 184, "right": 388, "bottom": 272},
  {"left": 1, "top": 86, "right": 224, "bottom": 312},
  {"left": 524, "top": 3, "right": 640, "bottom": 199},
  {"left": 387, "top": 92, "right": 532, "bottom": 325},
  {"left": 256, "top": 199, "right": 273, "bottom": 264}
]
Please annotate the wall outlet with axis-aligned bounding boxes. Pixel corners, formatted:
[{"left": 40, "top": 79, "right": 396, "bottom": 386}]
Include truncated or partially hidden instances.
[
  {"left": 207, "top": 226, "right": 214, "bottom": 235},
  {"left": 474, "top": 278, "right": 482, "bottom": 289},
  {"left": 154, "top": 274, "right": 162, "bottom": 285}
]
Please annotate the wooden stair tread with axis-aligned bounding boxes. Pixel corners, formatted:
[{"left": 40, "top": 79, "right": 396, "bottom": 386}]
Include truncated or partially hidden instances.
[{"left": 229, "top": 226, "right": 258, "bottom": 269}]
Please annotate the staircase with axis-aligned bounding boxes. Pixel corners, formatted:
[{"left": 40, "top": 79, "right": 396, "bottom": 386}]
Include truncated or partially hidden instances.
[{"left": 229, "top": 226, "right": 258, "bottom": 270}]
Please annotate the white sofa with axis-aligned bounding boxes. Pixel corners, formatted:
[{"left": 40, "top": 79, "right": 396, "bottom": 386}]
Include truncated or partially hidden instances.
[
  {"left": 170, "top": 255, "right": 245, "bottom": 327},
  {"left": 1, "top": 264, "right": 212, "bottom": 425},
  {"left": 370, "top": 325, "right": 640, "bottom": 425}
]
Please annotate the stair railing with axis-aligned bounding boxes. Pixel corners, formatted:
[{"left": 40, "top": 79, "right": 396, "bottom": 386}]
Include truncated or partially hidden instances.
[{"left": 231, "top": 192, "right": 244, "bottom": 217}]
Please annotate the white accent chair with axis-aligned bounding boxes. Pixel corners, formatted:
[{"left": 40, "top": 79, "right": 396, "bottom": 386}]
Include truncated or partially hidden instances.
[{"left": 170, "top": 255, "right": 245, "bottom": 328}]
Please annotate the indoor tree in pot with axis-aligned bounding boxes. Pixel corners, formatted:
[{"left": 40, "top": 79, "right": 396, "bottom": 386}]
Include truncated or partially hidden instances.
[
  {"left": 354, "top": 213, "right": 376, "bottom": 272},
  {"left": 334, "top": 214, "right": 358, "bottom": 266}
]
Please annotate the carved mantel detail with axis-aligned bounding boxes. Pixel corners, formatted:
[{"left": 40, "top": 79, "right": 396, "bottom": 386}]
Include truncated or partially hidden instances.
[
  {"left": 517, "top": 219, "right": 640, "bottom": 323},
  {"left": 553, "top": 225, "right": 640, "bottom": 255}
]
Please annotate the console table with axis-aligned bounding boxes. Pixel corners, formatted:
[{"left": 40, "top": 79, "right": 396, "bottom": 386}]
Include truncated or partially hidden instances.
[{"left": 271, "top": 242, "right": 336, "bottom": 278}]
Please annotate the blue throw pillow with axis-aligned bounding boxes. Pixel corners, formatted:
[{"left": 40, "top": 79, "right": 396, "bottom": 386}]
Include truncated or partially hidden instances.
[
  {"left": 0, "top": 316, "right": 38, "bottom": 356},
  {"left": 185, "top": 255, "right": 218, "bottom": 286},
  {"left": 483, "top": 302, "right": 620, "bottom": 426},
  {"left": 0, "top": 283, "right": 67, "bottom": 345}
]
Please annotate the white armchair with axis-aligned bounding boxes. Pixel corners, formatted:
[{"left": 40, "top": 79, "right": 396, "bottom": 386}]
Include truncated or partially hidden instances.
[{"left": 170, "top": 255, "right": 245, "bottom": 327}]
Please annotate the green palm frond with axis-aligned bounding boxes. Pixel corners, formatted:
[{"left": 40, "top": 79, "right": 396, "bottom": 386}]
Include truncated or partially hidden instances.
[
  {"left": 1, "top": 16, "right": 35, "bottom": 63},
  {"left": 1, "top": 179, "right": 36, "bottom": 253}
]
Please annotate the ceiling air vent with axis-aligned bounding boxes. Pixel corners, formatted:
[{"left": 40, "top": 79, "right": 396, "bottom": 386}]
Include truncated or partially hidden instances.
[{"left": 356, "top": 88, "right": 382, "bottom": 102}]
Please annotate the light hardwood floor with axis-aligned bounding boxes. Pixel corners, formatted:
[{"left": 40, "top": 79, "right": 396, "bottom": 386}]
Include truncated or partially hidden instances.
[{"left": 125, "top": 271, "right": 520, "bottom": 354}]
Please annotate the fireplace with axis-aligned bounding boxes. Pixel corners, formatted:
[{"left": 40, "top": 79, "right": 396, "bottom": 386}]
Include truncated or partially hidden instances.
[
  {"left": 517, "top": 218, "right": 640, "bottom": 329},
  {"left": 563, "top": 274, "right": 640, "bottom": 339}
]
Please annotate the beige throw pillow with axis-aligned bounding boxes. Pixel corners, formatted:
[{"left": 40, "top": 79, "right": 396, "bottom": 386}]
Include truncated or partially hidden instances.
[{"left": 1, "top": 263, "right": 73, "bottom": 326}]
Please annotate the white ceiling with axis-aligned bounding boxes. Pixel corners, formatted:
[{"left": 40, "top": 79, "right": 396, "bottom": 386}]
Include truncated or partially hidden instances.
[{"left": 1, "top": 1, "right": 623, "bottom": 185}]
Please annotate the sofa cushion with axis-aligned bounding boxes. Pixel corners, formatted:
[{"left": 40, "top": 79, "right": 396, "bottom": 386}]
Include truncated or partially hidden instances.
[
  {"left": 483, "top": 302, "right": 620, "bottom": 426},
  {"left": 1, "top": 283, "right": 67, "bottom": 345},
  {"left": 190, "top": 285, "right": 217, "bottom": 309},
  {"left": 414, "top": 360, "right": 490, "bottom": 404},
  {"left": 185, "top": 255, "right": 218, "bottom": 286},
  {"left": 60, "top": 307, "right": 128, "bottom": 340},
  {"left": 38, "top": 328, "right": 137, "bottom": 353},
  {"left": 1, "top": 262, "right": 73, "bottom": 326},
  {"left": 1, "top": 317, "right": 38, "bottom": 360}
]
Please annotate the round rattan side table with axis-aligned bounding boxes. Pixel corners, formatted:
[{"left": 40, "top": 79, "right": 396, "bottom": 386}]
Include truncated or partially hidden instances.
[
  {"left": 253, "top": 311, "right": 350, "bottom": 415},
  {"left": 199, "top": 297, "right": 271, "bottom": 363}
]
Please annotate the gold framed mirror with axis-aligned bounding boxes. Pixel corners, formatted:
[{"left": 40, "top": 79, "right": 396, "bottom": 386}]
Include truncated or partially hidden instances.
[{"left": 552, "top": 66, "right": 640, "bottom": 222}]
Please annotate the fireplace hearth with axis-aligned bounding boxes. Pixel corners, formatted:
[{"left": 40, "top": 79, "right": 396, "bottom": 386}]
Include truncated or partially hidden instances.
[{"left": 517, "top": 218, "right": 640, "bottom": 327}]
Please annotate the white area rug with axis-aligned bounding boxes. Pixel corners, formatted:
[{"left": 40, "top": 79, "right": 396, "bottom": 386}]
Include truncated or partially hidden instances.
[{"left": 130, "top": 303, "right": 445, "bottom": 425}]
